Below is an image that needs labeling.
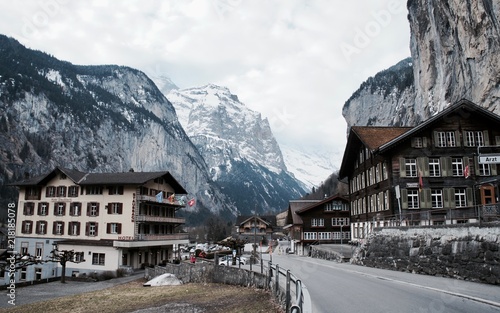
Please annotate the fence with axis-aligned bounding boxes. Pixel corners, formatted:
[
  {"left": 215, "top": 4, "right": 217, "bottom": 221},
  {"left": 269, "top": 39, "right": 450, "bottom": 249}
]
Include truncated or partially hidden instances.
[{"left": 145, "top": 259, "right": 312, "bottom": 313}]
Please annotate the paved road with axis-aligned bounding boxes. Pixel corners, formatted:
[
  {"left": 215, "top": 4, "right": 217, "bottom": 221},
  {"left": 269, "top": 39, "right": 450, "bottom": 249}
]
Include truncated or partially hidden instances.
[
  {"left": 0, "top": 271, "right": 144, "bottom": 309},
  {"left": 266, "top": 252, "right": 500, "bottom": 313}
]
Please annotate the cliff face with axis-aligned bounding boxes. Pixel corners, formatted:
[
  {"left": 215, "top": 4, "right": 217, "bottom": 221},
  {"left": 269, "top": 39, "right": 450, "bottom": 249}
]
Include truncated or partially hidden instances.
[
  {"left": 0, "top": 35, "right": 237, "bottom": 221},
  {"left": 342, "top": 1, "right": 500, "bottom": 129},
  {"left": 408, "top": 0, "right": 500, "bottom": 116}
]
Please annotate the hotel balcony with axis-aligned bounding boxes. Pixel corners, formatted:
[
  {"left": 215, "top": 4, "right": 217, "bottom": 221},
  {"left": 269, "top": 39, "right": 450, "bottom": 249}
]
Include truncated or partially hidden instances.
[
  {"left": 136, "top": 194, "right": 186, "bottom": 207},
  {"left": 135, "top": 215, "right": 185, "bottom": 224},
  {"left": 136, "top": 233, "right": 189, "bottom": 241}
]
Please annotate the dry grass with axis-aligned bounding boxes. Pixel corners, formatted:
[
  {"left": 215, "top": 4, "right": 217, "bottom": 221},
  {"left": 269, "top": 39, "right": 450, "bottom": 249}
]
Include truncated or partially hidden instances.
[{"left": 0, "top": 279, "right": 284, "bottom": 313}]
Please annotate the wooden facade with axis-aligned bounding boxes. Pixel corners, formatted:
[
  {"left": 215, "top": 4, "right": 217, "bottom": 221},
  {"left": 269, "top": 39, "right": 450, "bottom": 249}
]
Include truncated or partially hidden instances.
[{"left": 339, "top": 100, "right": 500, "bottom": 242}]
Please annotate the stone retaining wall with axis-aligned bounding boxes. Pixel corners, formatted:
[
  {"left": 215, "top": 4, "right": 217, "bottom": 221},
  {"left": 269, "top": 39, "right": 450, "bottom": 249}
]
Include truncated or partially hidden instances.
[
  {"left": 352, "top": 224, "right": 500, "bottom": 285},
  {"left": 145, "top": 262, "right": 268, "bottom": 289}
]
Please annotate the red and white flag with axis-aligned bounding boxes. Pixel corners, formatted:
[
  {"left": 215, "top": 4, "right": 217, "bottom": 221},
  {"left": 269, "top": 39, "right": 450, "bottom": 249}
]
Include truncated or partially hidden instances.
[
  {"left": 188, "top": 198, "right": 196, "bottom": 207},
  {"left": 464, "top": 165, "right": 470, "bottom": 179}
]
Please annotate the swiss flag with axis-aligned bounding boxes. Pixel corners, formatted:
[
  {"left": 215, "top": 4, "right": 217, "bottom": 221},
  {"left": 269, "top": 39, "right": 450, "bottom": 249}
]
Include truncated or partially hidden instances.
[
  {"left": 464, "top": 165, "right": 470, "bottom": 179},
  {"left": 188, "top": 198, "right": 196, "bottom": 207}
]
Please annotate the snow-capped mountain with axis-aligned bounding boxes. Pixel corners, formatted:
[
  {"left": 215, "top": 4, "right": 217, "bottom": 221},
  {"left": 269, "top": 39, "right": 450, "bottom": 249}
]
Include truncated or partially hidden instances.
[{"left": 167, "top": 84, "right": 306, "bottom": 214}]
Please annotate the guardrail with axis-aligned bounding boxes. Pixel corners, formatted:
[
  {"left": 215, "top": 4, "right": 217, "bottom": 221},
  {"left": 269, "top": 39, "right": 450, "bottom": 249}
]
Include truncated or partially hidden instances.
[{"left": 268, "top": 262, "right": 312, "bottom": 313}]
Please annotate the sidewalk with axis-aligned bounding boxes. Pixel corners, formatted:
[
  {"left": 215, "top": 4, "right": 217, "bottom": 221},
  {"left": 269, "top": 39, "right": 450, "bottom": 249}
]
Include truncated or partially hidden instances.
[{"left": 0, "top": 270, "right": 145, "bottom": 308}]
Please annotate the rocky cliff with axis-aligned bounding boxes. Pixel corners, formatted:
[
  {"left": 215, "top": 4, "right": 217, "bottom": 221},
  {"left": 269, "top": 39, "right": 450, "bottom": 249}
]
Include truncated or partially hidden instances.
[
  {"left": 0, "top": 35, "right": 237, "bottom": 222},
  {"left": 343, "top": 0, "right": 500, "bottom": 128}
]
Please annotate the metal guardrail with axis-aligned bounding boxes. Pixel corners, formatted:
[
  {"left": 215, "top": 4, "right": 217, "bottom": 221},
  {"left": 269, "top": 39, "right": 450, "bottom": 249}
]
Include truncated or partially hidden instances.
[{"left": 268, "top": 262, "right": 312, "bottom": 313}]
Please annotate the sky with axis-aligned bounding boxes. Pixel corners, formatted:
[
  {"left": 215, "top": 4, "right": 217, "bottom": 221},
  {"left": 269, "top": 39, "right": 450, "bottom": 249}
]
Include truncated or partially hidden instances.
[{"left": 0, "top": 0, "right": 411, "bottom": 172}]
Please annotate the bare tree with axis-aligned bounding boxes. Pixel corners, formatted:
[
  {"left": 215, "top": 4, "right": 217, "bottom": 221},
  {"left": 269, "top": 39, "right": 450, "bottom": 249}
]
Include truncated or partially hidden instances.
[{"left": 49, "top": 245, "right": 85, "bottom": 283}]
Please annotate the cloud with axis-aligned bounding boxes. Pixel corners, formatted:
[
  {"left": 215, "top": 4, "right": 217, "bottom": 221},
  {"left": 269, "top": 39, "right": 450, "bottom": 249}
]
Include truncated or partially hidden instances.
[{"left": 0, "top": 0, "right": 410, "bottom": 168}]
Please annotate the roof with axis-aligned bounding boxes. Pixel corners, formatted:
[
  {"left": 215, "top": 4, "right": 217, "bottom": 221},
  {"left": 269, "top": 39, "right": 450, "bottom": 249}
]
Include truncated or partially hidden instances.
[
  {"left": 378, "top": 99, "right": 500, "bottom": 153},
  {"left": 235, "top": 215, "right": 276, "bottom": 226},
  {"left": 11, "top": 166, "right": 188, "bottom": 194},
  {"left": 287, "top": 200, "right": 320, "bottom": 225},
  {"left": 296, "top": 194, "right": 348, "bottom": 214},
  {"left": 339, "top": 127, "right": 410, "bottom": 178}
]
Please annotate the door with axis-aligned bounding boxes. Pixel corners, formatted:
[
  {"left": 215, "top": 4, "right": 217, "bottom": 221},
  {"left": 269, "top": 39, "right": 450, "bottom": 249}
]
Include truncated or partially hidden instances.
[{"left": 480, "top": 185, "right": 496, "bottom": 205}]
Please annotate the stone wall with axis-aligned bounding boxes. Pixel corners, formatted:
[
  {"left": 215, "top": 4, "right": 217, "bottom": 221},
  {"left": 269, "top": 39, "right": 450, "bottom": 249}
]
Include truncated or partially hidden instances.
[
  {"left": 145, "top": 262, "right": 268, "bottom": 289},
  {"left": 352, "top": 224, "right": 500, "bottom": 285}
]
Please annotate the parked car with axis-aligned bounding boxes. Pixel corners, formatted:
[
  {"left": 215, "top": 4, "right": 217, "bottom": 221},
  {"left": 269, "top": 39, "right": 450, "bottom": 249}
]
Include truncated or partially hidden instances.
[{"left": 219, "top": 255, "right": 247, "bottom": 265}]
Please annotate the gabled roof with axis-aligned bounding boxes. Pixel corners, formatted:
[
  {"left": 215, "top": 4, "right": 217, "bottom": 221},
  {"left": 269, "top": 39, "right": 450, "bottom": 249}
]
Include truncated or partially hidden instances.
[
  {"left": 377, "top": 99, "right": 500, "bottom": 153},
  {"left": 11, "top": 166, "right": 188, "bottom": 194},
  {"left": 339, "top": 127, "right": 410, "bottom": 178},
  {"left": 235, "top": 215, "right": 276, "bottom": 226},
  {"left": 296, "top": 194, "right": 348, "bottom": 214},
  {"left": 286, "top": 200, "right": 320, "bottom": 225}
]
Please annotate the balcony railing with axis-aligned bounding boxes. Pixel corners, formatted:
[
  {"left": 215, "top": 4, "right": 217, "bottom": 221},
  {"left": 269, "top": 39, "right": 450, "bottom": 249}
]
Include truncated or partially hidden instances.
[
  {"left": 136, "top": 233, "right": 189, "bottom": 241},
  {"left": 135, "top": 215, "right": 185, "bottom": 224},
  {"left": 136, "top": 194, "right": 186, "bottom": 206}
]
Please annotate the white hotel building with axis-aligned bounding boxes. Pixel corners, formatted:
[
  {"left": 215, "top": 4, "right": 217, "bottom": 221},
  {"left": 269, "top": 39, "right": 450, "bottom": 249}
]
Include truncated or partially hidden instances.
[{"left": 7, "top": 167, "right": 189, "bottom": 283}]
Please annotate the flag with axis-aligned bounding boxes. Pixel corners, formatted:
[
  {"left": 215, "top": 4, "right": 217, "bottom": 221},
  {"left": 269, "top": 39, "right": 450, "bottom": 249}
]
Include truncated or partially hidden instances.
[
  {"left": 168, "top": 193, "right": 176, "bottom": 203},
  {"left": 188, "top": 198, "right": 195, "bottom": 207},
  {"left": 464, "top": 165, "right": 470, "bottom": 179},
  {"left": 155, "top": 191, "right": 163, "bottom": 203}
]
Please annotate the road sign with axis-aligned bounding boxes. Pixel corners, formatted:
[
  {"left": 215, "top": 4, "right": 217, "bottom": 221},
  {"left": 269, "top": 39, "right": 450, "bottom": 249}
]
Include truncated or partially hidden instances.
[{"left": 479, "top": 154, "right": 500, "bottom": 164}]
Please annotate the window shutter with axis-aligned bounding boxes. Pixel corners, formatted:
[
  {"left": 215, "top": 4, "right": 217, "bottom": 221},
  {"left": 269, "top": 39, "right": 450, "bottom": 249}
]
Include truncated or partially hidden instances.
[
  {"left": 21, "top": 221, "right": 26, "bottom": 233},
  {"left": 95, "top": 223, "right": 98, "bottom": 236},
  {"left": 443, "top": 188, "right": 455, "bottom": 208},
  {"left": 455, "top": 131, "right": 461, "bottom": 147},
  {"left": 61, "top": 222, "right": 65, "bottom": 235},
  {"left": 433, "top": 131, "right": 439, "bottom": 147},
  {"left": 118, "top": 186, "right": 124, "bottom": 195},
  {"left": 53, "top": 204, "right": 57, "bottom": 216},
  {"left": 118, "top": 203, "right": 123, "bottom": 214},
  {"left": 108, "top": 186, "right": 112, "bottom": 195},
  {"left": 87, "top": 203, "right": 91, "bottom": 216},
  {"left": 420, "top": 189, "right": 431, "bottom": 209},
  {"left": 399, "top": 158, "right": 406, "bottom": 177},
  {"left": 117, "top": 223, "right": 122, "bottom": 234},
  {"left": 107, "top": 223, "right": 111, "bottom": 234},
  {"left": 441, "top": 157, "right": 450, "bottom": 177},
  {"left": 474, "top": 156, "right": 480, "bottom": 176},
  {"left": 53, "top": 222, "right": 57, "bottom": 235},
  {"left": 491, "top": 164, "right": 497, "bottom": 176},
  {"left": 418, "top": 157, "right": 429, "bottom": 176},
  {"left": 77, "top": 222, "right": 81, "bottom": 236},
  {"left": 401, "top": 189, "right": 408, "bottom": 209},
  {"left": 107, "top": 203, "right": 112, "bottom": 214},
  {"left": 62, "top": 203, "right": 66, "bottom": 215},
  {"left": 96, "top": 203, "right": 100, "bottom": 216},
  {"left": 85, "top": 222, "right": 89, "bottom": 236},
  {"left": 466, "top": 188, "right": 474, "bottom": 207},
  {"left": 422, "top": 137, "right": 428, "bottom": 147},
  {"left": 483, "top": 131, "right": 490, "bottom": 146}
]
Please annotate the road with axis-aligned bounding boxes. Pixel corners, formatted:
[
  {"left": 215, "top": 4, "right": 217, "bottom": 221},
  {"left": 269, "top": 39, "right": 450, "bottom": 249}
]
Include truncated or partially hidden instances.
[{"left": 261, "top": 253, "right": 500, "bottom": 313}]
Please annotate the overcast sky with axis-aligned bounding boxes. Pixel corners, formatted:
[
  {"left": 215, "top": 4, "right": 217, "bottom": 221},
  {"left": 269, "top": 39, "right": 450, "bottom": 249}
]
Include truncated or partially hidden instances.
[{"left": 0, "top": 0, "right": 411, "bottom": 169}]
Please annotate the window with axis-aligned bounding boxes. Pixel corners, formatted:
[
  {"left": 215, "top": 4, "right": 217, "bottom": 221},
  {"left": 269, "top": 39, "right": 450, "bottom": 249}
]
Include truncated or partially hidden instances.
[
  {"left": 318, "top": 232, "right": 331, "bottom": 240},
  {"left": 23, "top": 202, "right": 35, "bottom": 215},
  {"left": 25, "top": 187, "right": 41, "bottom": 200},
  {"left": 20, "top": 267, "right": 27, "bottom": 280},
  {"left": 311, "top": 218, "right": 324, "bottom": 227},
  {"left": 86, "top": 186, "right": 103, "bottom": 195},
  {"left": 478, "top": 163, "right": 491, "bottom": 176},
  {"left": 452, "top": 158, "right": 464, "bottom": 176},
  {"left": 107, "top": 223, "right": 122, "bottom": 234},
  {"left": 429, "top": 158, "right": 441, "bottom": 177},
  {"left": 36, "top": 221, "right": 47, "bottom": 235},
  {"left": 73, "top": 252, "right": 84, "bottom": 263},
  {"left": 86, "top": 222, "right": 98, "bottom": 236},
  {"left": 35, "top": 243, "right": 43, "bottom": 259},
  {"left": 21, "top": 221, "right": 32, "bottom": 234},
  {"left": 87, "top": 203, "right": 100, "bottom": 216},
  {"left": 53, "top": 221, "right": 64, "bottom": 235},
  {"left": 412, "top": 137, "right": 423, "bottom": 148},
  {"left": 108, "top": 186, "right": 124, "bottom": 195},
  {"left": 69, "top": 222, "right": 80, "bottom": 236},
  {"left": 54, "top": 202, "right": 66, "bottom": 216},
  {"left": 455, "top": 188, "right": 467, "bottom": 207},
  {"left": 57, "top": 186, "right": 66, "bottom": 197},
  {"left": 431, "top": 189, "right": 443, "bottom": 208},
  {"left": 21, "top": 242, "right": 28, "bottom": 255},
  {"left": 303, "top": 232, "right": 317, "bottom": 240},
  {"left": 35, "top": 268, "right": 42, "bottom": 280},
  {"left": 407, "top": 189, "right": 419, "bottom": 209},
  {"left": 70, "top": 202, "right": 81, "bottom": 216},
  {"left": 464, "top": 131, "right": 484, "bottom": 147},
  {"left": 108, "top": 203, "right": 123, "bottom": 214},
  {"left": 436, "top": 131, "right": 456, "bottom": 147},
  {"left": 45, "top": 186, "right": 56, "bottom": 197},
  {"left": 68, "top": 186, "right": 79, "bottom": 197},
  {"left": 332, "top": 218, "right": 350, "bottom": 226},
  {"left": 405, "top": 158, "right": 417, "bottom": 177},
  {"left": 325, "top": 201, "right": 347, "bottom": 211},
  {"left": 92, "top": 253, "right": 105, "bottom": 265},
  {"left": 38, "top": 202, "right": 49, "bottom": 216}
]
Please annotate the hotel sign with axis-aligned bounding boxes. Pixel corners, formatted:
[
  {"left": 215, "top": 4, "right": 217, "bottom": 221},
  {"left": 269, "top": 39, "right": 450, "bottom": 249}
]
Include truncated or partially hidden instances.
[{"left": 479, "top": 154, "right": 500, "bottom": 164}]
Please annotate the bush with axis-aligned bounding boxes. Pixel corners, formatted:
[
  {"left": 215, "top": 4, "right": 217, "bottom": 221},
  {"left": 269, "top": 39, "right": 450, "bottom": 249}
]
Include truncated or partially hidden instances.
[
  {"left": 99, "top": 271, "right": 116, "bottom": 281},
  {"left": 116, "top": 268, "right": 127, "bottom": 278}
]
